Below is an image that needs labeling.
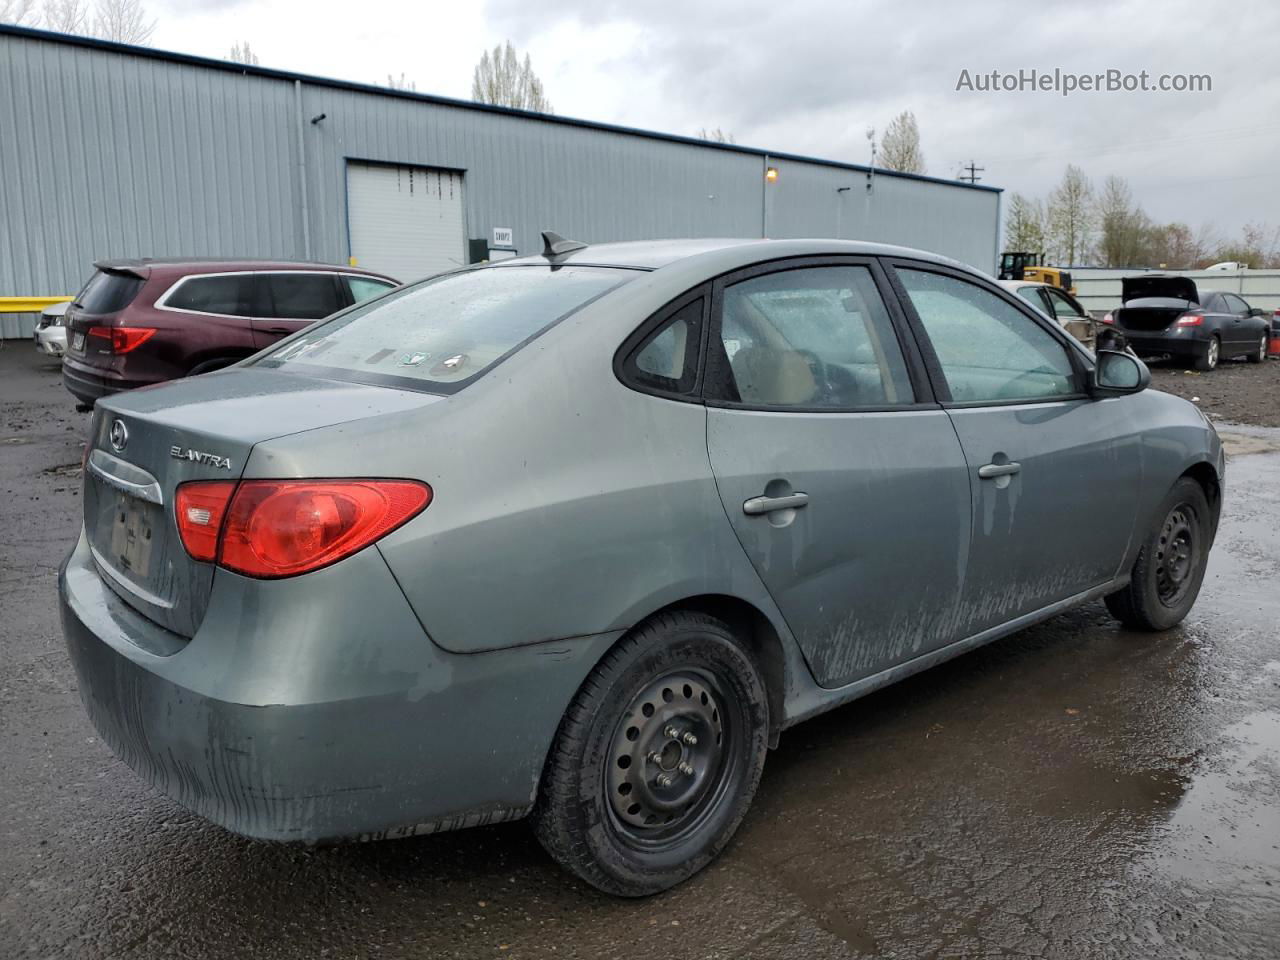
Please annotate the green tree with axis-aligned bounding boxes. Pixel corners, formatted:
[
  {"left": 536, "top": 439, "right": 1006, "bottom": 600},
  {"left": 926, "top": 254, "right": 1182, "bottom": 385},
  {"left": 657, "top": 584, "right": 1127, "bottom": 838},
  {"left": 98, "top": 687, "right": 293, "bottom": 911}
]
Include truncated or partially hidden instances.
[{"left": 1046, "top": 165, "right": 1094, "bottom": 265}]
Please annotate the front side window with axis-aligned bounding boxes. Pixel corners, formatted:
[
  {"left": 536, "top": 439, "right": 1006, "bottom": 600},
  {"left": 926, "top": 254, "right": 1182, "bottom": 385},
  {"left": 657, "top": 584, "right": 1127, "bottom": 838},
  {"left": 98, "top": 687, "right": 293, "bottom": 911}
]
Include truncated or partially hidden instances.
[
  {"left": 898, "top": 268, "right": 1079, "bottom": 404},
  {"left": 710, "top": 265, "right": 913, "bottom": 409},
  {"left": 1224, "top": 293, "right": 1250, "bottom": 316},
  {"left": 265, "top": 273, "right": 344, "bottom": 320},
  {"left": 165, "top": 274, "right": 256, "bottom": 316},
  {"left": 257, "top": 265, "right": 632, "bottom": 393}
]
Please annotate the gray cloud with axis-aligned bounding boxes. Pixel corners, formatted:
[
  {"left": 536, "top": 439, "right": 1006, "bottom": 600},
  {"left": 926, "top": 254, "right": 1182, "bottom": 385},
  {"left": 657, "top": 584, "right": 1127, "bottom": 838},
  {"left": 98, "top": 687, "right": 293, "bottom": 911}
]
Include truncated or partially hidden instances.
[{"left": 485, "top": 0, "right": 1280, "bottom": 232}]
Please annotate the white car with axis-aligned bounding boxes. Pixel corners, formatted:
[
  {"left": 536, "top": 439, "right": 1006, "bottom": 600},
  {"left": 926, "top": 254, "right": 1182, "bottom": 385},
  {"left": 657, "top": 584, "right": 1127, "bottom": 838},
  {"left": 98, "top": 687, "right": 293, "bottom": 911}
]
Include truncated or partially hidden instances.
[
  {"left": 998, "top": 280, "right": 1096, "bottom": 351},
  {"left": 33, "top": 301, "right": 70, "bottom": 356}
]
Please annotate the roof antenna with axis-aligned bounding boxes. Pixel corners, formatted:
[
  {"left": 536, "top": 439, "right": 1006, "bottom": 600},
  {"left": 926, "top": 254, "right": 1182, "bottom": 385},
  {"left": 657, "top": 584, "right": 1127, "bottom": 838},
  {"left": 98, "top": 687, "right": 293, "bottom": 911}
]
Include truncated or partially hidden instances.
[{"left": 541, "top": 231, "right": 589, "bottom": 259}]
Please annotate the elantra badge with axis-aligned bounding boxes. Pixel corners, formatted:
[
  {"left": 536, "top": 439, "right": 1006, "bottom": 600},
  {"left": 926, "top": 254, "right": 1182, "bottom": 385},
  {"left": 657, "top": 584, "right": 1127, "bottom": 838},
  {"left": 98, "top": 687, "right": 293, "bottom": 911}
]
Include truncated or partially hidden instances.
[{"left": 170, "top": 445, "right": 233, "bottom": 470}]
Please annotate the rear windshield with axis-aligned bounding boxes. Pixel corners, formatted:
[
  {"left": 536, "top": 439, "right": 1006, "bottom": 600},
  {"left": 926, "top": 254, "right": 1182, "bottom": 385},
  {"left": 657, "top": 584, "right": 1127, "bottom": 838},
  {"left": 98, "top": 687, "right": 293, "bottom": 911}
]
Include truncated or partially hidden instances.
[
  {"left": 254, "top": 265, "right": 633, "bottom": 393},
  {"left": 76, "top": 270, "right": 144, "bottom": 314}
]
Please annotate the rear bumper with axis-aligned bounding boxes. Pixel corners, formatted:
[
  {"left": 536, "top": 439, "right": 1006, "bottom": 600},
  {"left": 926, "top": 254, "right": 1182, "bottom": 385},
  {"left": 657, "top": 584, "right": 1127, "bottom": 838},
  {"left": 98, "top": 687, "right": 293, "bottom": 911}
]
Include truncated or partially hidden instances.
[
  {"left": 59, "top": 530, "right": 617, "bottom": 841},
  {"left": 61, "top": 357, "right": 150, "bottom": 404},
  {"left": 1119, "top": 331, "right": 1209, "bottom": 359}
]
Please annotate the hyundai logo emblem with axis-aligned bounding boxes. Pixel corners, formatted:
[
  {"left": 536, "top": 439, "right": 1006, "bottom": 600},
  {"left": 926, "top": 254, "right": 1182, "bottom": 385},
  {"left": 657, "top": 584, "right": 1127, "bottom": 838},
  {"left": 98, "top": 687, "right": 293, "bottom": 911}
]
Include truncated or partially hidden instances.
[{"left": 109, "top": 419, "right": 129, "bottom": 452}]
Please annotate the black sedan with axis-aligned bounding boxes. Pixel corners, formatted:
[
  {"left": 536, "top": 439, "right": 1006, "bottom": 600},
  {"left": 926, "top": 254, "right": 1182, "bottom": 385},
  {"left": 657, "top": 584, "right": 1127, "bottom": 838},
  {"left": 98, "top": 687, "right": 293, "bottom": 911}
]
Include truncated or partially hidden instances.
[{"left": 1104, "top": 275, "right": 1270, "bottom": 371}]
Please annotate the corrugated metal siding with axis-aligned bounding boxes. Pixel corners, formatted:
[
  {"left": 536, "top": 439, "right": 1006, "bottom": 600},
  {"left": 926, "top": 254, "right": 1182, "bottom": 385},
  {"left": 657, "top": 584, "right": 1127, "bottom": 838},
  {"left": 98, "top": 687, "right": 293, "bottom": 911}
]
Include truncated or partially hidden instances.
[{"left": 1, "top": 29, "right": 1000, "bottom": 336}]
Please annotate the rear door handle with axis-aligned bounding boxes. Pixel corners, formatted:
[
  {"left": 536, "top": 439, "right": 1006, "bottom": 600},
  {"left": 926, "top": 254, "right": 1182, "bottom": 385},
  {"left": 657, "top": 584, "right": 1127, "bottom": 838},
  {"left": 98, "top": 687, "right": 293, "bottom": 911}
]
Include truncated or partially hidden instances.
[
  {"left": 743, "top": 492, "right": 809, "bottom": 515},
  {"left": 978, "top": 462, "right": 1021, "bottom": 479},
  {"left": 264, "top": 326, "right": 292, "bottom": 334}
]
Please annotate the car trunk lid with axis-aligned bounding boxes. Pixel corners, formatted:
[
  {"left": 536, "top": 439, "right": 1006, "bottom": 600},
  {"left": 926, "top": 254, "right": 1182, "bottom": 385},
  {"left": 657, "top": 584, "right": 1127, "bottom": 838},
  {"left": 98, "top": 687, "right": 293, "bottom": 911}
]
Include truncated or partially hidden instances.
[
  {"left": 84, "top": 368, "right": 442, "bottom": 637},
  {"left": 1121, "top": 275, "right": 1199, "bottom": 304}
]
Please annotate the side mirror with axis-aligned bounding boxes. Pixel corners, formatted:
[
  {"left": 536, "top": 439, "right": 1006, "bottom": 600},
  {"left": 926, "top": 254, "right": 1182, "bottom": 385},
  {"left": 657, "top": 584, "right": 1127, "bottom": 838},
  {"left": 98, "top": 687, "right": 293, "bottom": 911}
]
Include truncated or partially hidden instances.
[
  {"left": 1249, "top": 307, "right": 1265, "bottom": 317},
  {"left": 1091, "top": 350, "right": 1149, "bottom": 397}
]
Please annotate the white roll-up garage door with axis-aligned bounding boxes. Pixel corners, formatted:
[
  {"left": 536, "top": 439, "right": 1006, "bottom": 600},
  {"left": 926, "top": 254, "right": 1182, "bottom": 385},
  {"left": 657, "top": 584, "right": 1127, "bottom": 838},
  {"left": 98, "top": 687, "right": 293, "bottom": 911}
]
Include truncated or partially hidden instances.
[{"left": 346, "top": 162, "right": 466, "bottom": 284}]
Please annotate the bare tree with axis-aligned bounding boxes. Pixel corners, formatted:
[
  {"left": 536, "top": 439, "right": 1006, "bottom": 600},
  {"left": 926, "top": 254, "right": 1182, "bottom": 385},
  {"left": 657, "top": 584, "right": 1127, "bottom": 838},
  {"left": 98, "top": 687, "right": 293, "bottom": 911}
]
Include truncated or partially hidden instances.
[
  {"left": 0, "top": 0, "right": 40, "bottom": 25},
  {"left": 697, "top": 127, "right": 735, "bottom": 144},
  {"left": 1004, "top": 192, "right": 1048, "bottom": 253},
  {"left": 1214, "top": 222, "right": 1280, "bottom": 269},
  {"left": 227, "top": 41, "right": 258, "bottom": 65},
  {"left": 42, "top": 0, "right": 88, "bottom": 33},
  {"left": 471, "top": 40, "right": 553, "bottom": 113},
  {"left": 879, "top": 110, "right": 925, "bottom": 174},
  {"left": 92, "top": 0, "right": 154, "bottom": 44},
  {"left": 385, "top": 71, "right": 416, "bottom": 91},
  {"left": 1046, "top": 165, "right": 1094, "bottom": 265},
  {"left": 1095, "top": 176, "right": 1151, "bottom": 267}
]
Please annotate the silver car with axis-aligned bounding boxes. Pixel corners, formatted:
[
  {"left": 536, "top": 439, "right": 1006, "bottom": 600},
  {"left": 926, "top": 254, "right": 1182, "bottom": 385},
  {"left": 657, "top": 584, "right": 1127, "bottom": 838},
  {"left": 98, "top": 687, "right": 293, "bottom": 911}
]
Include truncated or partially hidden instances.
[
  {"left": 60, "top": 237, "right": 1223, "bottom": 895},
  {"left": 34, "top": 300, "right": 70, "bottom": 356}
]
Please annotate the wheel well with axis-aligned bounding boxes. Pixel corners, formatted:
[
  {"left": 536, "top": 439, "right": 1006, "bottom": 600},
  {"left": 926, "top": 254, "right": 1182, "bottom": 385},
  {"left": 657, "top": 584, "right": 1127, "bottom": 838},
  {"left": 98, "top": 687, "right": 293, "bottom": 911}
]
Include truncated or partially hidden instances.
[
  {"left": 1180, "top": 461, "right": 1222, "bottom": 532},
  {"left": 635, "top": 594, "right": 787, "bottom": 747}
]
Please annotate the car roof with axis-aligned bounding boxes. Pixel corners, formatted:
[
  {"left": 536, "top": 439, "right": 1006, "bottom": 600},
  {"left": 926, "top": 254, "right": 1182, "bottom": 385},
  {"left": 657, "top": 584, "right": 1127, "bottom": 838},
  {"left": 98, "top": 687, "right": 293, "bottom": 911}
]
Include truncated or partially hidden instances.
[
  {"left": 488, "top": 237, "right": 971, "bottom": 273},
  {"left": 94, "top": 258, "right": 397, "bottom": 282}
]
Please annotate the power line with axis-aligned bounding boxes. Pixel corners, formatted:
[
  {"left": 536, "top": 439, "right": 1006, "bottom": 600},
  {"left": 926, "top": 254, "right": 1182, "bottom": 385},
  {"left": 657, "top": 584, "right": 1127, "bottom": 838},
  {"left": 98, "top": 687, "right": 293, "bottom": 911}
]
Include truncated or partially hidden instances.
[{"left": 958, "top": 161, "right": 984, "bottom": 184}]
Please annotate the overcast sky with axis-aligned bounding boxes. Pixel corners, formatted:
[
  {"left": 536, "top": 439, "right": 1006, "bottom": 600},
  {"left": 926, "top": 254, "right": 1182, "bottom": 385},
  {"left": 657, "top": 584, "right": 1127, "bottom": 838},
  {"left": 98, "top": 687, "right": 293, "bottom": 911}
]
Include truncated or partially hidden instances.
[{"left": 150, "top": 0, "right": 1280, "bottom": 243}]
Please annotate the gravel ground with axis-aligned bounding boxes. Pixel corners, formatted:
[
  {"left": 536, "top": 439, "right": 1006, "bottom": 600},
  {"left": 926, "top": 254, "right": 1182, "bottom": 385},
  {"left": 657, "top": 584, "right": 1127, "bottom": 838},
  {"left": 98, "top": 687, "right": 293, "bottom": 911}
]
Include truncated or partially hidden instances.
[
  {"left": 1149, "top": 356, "right": 1280, "bottom": 428},
  {"left": 3, "top": 346, "right": 1280, "bottom": 959}
]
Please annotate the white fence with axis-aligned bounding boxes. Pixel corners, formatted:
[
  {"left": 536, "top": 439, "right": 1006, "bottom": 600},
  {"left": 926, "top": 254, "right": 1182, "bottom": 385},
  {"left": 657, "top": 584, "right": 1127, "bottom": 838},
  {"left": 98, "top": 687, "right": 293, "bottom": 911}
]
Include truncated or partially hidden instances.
[{"left": 1071, "top": 268, "right": 1280, "bottom": 317}]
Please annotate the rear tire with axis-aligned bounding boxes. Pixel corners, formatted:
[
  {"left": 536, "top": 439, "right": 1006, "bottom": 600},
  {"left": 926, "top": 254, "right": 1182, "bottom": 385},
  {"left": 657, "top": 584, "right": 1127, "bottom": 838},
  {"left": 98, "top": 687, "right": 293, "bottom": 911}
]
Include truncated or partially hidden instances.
[
  {"left": 532, "top": 611, "right": 768, "bottom": 896},
  {"left": 1248, "top": 331, "right": 1267, "bottom": 363},
  {"left": 1194, "top": 336, "right": 1220, "bottom": 371},
  {"left": 1105, "top": 477, "right": 1211, "bottom": 631}
]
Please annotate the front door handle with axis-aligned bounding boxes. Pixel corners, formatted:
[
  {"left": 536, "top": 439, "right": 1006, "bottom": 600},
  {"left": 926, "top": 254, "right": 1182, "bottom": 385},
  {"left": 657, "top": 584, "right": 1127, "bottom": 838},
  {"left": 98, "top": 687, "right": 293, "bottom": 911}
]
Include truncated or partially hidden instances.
[
  {"left": 743, "top": 492, "right": 809, "bottom": 515},
  {"left": 978, "top": 461, "right": 1021, "bottom": 479}
]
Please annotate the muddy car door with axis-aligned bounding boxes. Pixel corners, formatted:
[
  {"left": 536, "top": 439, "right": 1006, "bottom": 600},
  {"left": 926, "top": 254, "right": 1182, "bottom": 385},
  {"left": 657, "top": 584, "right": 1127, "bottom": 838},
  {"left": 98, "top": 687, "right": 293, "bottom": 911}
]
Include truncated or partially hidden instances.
[
  {"left": 889, "top": 262, "right": 1143, "bottom": 637},
  {"left": 702, "top": 258, "right": 972, "bottom": 688}
]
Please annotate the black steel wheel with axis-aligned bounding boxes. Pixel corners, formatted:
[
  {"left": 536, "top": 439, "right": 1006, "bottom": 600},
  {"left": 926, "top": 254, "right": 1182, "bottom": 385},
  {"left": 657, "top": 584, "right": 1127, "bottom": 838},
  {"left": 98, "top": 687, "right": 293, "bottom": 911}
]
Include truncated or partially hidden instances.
[
  {"left": 1106, "top": 477, "right": 1212, "bottom": 631},
  {"left": 533, "top": 611, "right": 768, "bottom": 896}
]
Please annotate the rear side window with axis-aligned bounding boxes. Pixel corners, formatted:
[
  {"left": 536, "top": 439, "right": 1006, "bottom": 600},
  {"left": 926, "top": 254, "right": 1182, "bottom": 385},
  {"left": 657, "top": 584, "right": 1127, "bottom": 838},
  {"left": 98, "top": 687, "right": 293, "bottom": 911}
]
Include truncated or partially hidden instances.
[
  {"left": 347, "top": 276, "right": 397, "bottom": 304},
  {"left": 77, "top": 271, "right": 143, "bottom": 314},
  {"left": 625, "top": 297, "right": 705, "bottom": 395},
  {"left": 265, "top": 273, "right": 344, "bottom": 320},
  {"left": 258, "top": 265, "right": 632, "bottom": 393},
  {"left": 711, "top": 265, "right": 914, "bottom": 408},
  {"left": 164, "top": 274, "right": 256, "bottom": 316}
]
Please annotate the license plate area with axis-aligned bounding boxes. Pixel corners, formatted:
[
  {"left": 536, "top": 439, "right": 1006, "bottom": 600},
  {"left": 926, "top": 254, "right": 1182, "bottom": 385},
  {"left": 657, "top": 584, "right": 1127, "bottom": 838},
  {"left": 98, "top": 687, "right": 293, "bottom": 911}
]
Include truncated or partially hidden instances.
[
  {"left": 72, "top": 331, "right": 85, "bottom": 351},
  {"left": 108, "top": 491, "right": 156, "bottom": 579}
]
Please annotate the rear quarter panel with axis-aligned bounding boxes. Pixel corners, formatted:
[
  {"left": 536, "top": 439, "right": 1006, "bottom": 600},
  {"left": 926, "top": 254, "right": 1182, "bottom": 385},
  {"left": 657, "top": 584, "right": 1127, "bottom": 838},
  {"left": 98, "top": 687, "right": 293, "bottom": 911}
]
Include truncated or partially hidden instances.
[{"left": 245, "top": 269, "right": 792, "bottom": 657}]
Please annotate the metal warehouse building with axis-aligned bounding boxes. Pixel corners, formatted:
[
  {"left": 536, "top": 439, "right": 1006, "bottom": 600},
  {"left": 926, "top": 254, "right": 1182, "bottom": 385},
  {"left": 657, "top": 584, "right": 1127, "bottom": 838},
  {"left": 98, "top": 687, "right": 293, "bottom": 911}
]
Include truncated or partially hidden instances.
[{"left": 0, "top": 24, "right": 1001, "bottom": 337}]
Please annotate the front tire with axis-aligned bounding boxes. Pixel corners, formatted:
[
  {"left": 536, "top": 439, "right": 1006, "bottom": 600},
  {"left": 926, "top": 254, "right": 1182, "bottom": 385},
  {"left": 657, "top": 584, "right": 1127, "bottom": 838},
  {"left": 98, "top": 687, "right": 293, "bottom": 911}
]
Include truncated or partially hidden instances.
[
  {"left": 532, "top": 611, "right": 768, "bottom": 896},
  {"left": 1194, "top": 336, "right": 1220, "bottom": 371},
  {"left": 1105, "top": 477, "right": 1211, "bottom": 631}
]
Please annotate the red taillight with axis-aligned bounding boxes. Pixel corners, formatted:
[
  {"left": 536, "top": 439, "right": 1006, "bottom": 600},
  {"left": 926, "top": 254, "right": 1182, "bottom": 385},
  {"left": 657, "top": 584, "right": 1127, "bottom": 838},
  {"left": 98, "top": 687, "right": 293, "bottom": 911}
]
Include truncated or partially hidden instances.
[
  {"left": 87, "top": 325, "right": 156, "bottom": 353},
  {"left": 1101, "top": 312, "right": 1114, "bottom": 325},
  {"left": 175, "top": 481, "right": 237, "bottom": 562},
  {"left": 175, "top": 479, "right": 431, "bottom": 578},
  {"left": 1176, "top": 314, "right": 1203, "bottom": 327}
]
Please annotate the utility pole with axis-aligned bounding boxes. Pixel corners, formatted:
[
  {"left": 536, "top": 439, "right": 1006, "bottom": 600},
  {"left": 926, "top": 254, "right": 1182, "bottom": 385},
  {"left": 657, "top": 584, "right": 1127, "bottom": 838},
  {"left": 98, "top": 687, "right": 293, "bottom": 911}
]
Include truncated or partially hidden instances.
[{"left": 958, "top": 161, "right": 984, "bottom": 185}]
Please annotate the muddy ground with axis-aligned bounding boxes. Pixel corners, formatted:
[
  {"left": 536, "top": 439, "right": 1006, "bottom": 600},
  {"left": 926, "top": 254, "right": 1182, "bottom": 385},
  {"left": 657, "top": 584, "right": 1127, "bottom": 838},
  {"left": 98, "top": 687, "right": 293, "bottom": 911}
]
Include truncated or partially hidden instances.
[
  {"left": 2, "top": 346, "right": 1278, "bottom": 959},
  {"left": 1149, "top": 355, "right": 1280, "bottom": 428}
]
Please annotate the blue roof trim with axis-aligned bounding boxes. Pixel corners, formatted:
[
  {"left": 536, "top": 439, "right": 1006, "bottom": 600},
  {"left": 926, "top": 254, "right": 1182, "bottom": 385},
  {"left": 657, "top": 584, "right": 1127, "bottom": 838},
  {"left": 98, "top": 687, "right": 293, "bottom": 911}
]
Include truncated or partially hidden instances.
[{"left": 0, "top": 24, "right": 1001, "bottom": 194}]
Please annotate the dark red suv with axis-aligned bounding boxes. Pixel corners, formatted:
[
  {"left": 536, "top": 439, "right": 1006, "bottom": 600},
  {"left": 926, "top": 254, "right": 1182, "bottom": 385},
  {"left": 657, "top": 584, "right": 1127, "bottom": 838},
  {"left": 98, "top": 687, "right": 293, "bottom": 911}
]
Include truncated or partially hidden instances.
[{"left": 62, "top": 259, "right": 398, "bottom": 407}]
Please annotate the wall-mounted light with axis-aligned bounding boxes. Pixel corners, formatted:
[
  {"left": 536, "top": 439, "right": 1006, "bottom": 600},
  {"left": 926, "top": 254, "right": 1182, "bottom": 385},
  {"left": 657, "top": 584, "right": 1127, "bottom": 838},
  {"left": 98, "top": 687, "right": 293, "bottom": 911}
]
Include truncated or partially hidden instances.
[
  {"left": 310, "top": 112, "right": 327, "bottom": 125},
  {"left": 765, "top": 166, "right": 779, "bottom": 183}
]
